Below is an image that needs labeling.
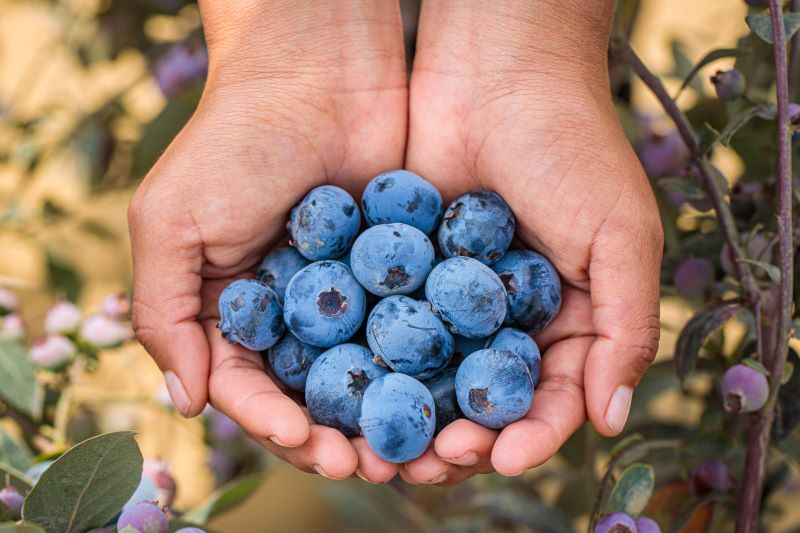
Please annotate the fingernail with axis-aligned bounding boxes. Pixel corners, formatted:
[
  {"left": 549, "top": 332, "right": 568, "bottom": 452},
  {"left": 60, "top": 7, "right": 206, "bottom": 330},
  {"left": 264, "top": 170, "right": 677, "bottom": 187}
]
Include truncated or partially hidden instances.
[
  {"left": 422, "top": 472, "right": 448, "bottom": 485},
  {"left": 164, "top": 371, "right": 190, "bottom": 416},
  {"left": 355, "top": 468, "right": 377, "bottom": 484},
  {"left": 605, "top": 385, "right": 634, "bottom": 434},
  {"left": 313, "top": 464, "right": 333, "bottom": 479},
  {"left": 448, "top": 451, "right": 478, "bottom": 466},
  {"left": 268, "top": 435, "right": 289, "bottom": 447}
]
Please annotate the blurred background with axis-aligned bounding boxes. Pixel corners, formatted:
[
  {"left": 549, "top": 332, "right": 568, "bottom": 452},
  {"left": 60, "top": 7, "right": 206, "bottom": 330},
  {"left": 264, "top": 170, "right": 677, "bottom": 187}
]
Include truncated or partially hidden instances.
[{"left": 1, "top": 0, "right": 798, "bottom": 532}]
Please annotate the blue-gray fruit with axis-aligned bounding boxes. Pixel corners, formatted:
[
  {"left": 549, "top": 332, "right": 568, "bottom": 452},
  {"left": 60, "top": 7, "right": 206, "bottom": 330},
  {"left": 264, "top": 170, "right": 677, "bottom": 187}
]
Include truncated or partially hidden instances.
[
  {"left": 361, "top": 170, "right": 443, "bottom": 235},
  {"left": 438, "top": 191, "right": 515, "bottom": 265},
  {"left": 265, "top": 332, "right": 324, "bottom": 391},
  {"left": 256, "top": 246, "right": 310, "bottom": 301},
  {"left": 491, "top": 250, "right": 561, "bottom": 334},
  {"left": 289, "top": 185, "right": 360, "bottom": 260},
  {"left": 488, "top": 327, "right": 542, "bottom": 386},
  {"left": 218, "top": 279, "right": 284, "bottom": 351}
]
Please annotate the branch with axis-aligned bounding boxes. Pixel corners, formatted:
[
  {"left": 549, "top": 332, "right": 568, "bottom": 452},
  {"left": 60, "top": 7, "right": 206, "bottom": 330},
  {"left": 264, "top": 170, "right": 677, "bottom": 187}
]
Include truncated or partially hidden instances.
[
  {"left": 736, "top": 2, "right": 794, "bottom": 531},
  {"left": 789, "top": 0, "right": 800, "bottom": 98},
  {"left": 617, "top": 42, "right": 761, "bottom": 305}
]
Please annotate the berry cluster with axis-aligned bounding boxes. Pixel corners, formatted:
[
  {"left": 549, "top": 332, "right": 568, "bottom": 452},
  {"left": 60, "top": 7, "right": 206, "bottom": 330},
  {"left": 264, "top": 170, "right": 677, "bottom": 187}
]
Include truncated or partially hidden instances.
[{"left": 218, "top": 170, "right": 562, "bottom": 463}]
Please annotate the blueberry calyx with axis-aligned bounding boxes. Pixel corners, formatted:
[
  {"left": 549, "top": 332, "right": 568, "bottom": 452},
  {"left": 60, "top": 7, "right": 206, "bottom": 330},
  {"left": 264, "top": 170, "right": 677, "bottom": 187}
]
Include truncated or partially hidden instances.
[
  {"left": 469, "top": 388, "right": 492, "bottom": 412},
  {"left": 347, "top": 369, "right": 371, "bottom": 395},
  {"left": 317, "top": 288, "right": 347, "bottom": 317}
]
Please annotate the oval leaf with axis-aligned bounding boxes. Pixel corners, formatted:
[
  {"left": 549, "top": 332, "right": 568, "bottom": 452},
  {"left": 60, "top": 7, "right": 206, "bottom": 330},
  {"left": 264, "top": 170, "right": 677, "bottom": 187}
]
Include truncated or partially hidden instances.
[
  {"left": 0, "top": 428, "right": 33, "bottom": 473},
  {"left": 675, "top": 302, "right": 743, "bottom": 379},
  {"left": 182, "top": 474, "right": 261, "bottom": 524},
  {"left": 746, "top": 13, "right": 800, "bottom": 44},
  {"left": 607, "top": 463, "right": 655, "bottom": 516},
  {"left": 0, "top": 461, "right": 33, "bottom": 492},
  {"left": 0, "top": 524, "right": 46, "bottom": 533},
  {"left": 0, "top": 339, "right": 43, "bottom": 419},
  {"left": 22, "top": 431, "right": 142, "bottom": 533}
]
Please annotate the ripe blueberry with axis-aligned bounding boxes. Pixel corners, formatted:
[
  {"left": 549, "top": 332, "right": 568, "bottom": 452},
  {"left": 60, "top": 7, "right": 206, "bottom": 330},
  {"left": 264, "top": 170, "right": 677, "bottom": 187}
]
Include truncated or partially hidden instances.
[
  {"left": 218, "top": 279, "right": 284, "bottom": 351},
  {"left": 711, "top": 69, "right": 746, "bottom": 101},
  {"left": 256, "top": 246, "right": 310, "bottom": 301},
  {"left": 117, "top": 501, "right": 168, "bottom": 533},
  {"left": 438, "top": 191, "right": 515, "bottom": 265},
  {"left": 289, "top": 185, "right": 360, "bottom": 260},
  {"left": 265, "top": 332, "right": 324, "bottom": 391},
  {"left": 594, "top": 512, "right": 637, "bottom": 533},
  {"left": 0, "top": 486, "right": 23, "bottom": 519},
  {"left": 423, "top": 368, "right": 462, "bottom": 434},
  {"left": 721, "top": 363, "right": 768, "bottom": 414},
  {"left": 491, "top": 250, "right": 561, "bottom": 334},
  {"left": 488, "top": 327, "right": 542, "bottom": 386},
  {"left": 634, "top": 516, "right": 662, "bottom": 533},
  {"left": 361, "top": 170, "right": 443, "bottom": 235}
]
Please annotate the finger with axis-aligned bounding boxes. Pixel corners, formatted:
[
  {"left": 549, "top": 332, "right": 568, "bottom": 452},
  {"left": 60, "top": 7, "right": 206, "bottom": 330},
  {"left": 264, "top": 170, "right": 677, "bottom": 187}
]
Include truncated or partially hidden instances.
[
  {"left": 351, "top": 437, "right": 399, "bottom": 484},
  {"left": 433, "top": 419, "right": 496, "bottom": 469},
  {"left": 533, "top": 284, "right": 593, "bottom": 351},
  {"left": 129, "top": 180, "right": 209, "bottom": 418},
  {"left": 204, "top": 319, "right": 310, "bottom": 447},
  {"left": 584, "top": 204, "right": 662, "bottom": 436},
  {"left": 258, "top": 424, "right": 359, "bottom": 480},
  {"left": 492, "top": 335, "right": 590, "bottom": 476},
  {"left": 403, "top": 447, "right": 455, "bottom": 485}
]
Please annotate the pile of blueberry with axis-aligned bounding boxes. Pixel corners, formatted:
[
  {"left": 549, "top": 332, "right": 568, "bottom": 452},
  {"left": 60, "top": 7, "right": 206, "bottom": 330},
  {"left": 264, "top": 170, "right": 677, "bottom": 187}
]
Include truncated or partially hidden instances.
[{"left": 218, "top": 170, "right": 562, "bottom": 463}]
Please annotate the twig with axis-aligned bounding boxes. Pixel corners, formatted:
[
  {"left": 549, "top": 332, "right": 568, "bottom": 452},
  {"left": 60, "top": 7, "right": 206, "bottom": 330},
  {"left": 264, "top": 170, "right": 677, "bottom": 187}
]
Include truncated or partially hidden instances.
[
  {"left": 617, "top": 42, "right": 761, "bottom": 305},
  {"left": 789, "top": 0, "right": 800, "bottom": 98},
  {"left": 737, "top": 2, "right": 795, "bottom": 531}
]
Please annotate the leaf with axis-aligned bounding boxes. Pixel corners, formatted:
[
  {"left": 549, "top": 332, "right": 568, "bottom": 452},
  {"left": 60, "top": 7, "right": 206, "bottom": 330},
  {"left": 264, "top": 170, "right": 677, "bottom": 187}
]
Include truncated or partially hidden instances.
[
  {"left": 742, "top": 357, "right": 770, "bottom": 375},
  {"left": 718, "top": 105, "right": 775, "bottom": 146},
  {"left": 22, "top": 431, "right": 142, "bottom": 533},
  {"left": 610, "top": 433, "right": 646, "bottom": 458},
  {"left": 678, "top": 48, "right": 747, "bottom": 94},
  {"left": 746, "top": 13, "right": 800, "bottom": 44},
  {"left": 0, "top": 427, "right": 33, "bottom": 472},
  {"left": 675, "top": 302, "right": 744, "bottom": 379},
  {"left": 0, "top": 339, "right": 43, "bottom": 419},
  {"left": 45, "top": 251, "right": 82, "bottom": 304},
  {"left": 607, "top": 463, "right": 655, "bottom": 516},
  {"left": 772, "top": 349, "right": 800, "bottom": 443},
  {"left": 697, "top": 123, "right": 720, "bottom": 155},
  {"left": 782, "top": 361, "right": 794, "bottom": 385},
  {"left": 737, "top": 258, "right": 781, "bottom": 282},
  {"left": 681, "top": 431, "right": 735, "bottom": 460},
  {"left": 0, "top": 524, "right": 46, "bottom": 533},
  {"left": 182, "top": 474, "right": 262, "bottom": 523},
  {"left": 658, "top": 177, "right": 706, "bottom": 201},
  {"left": 0, "top": 461, "right": 33, "bottom": 492},
  {"left": 670, "top": 42, "right": 704, "bottom": 94}
]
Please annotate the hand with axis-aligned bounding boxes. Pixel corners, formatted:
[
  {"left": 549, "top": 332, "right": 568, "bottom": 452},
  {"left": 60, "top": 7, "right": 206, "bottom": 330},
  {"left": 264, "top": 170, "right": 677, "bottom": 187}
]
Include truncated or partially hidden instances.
[
  {"left": 391, "top": 0, "right": 663, "bottom": 485},
  {"left": 129, "top": 1, "right": 408, "bottom": 481}
]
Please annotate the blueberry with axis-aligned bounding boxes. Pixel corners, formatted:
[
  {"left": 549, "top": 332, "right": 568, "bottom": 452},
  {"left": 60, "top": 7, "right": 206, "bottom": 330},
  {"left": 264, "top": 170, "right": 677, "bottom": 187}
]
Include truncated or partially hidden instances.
[
  {"left": 283, "top": 261, "right": 366, "bottom": 347},
  {"left": 351, "top": 223, "right": 435, "bottom": 297},
  {"left": 673, "top": 257, "right": 713, "bottom": 299},
  {"left": 488, "top": 327, "right": 542, "bottom": 386},
  {"left": 366, "top": 296, "right": 453, "bottom": 379},
  {"left": 256, "top": 246, "right": 310, "bottom": 301},
  {"left": 423, "top": 368, "right": 462, "bottom": 434},
  {"left": 721, "top": 364, "right": 769, "bottom": 414},
  {"left": 305, "top": 343, "right": 389, "bottom": 436},
  {"left": 455, "top": 348, "right": 533, "bottom": 429},
  {"left": 0, "top": 486, "right": 23, "bottom": 519},
  {"left": 711, "top": 69, "right": 745, "bottom": 101},
  {"left": 264, "top": 332, "right": 324, "bottom": 391},
  {"left": 218, "top": 279, "right": 284, "bottom": 351},
  {"left": 451, "top": 335, "right": 489, "bottom": 367},
  {"left": 174, "top": 529, "right": 207, "bottom": 533},
  {"left": 491, "top": 250, "right": 561, "bottom": 334},
  {"left": 359, "top": 373, "right": 435, "bottom": 463},
  {"left": 438, "top": 191, "right": 515, "bottom": 265},
  {"left": 117, "top": 501, "right": 168, "bottom": 533},
  {"left": 361, "top": 170, "right": 443, "bottom": 235},
  {"left": 691, "top": 459, "right": 732, "bottom": 495},
  {"left": 638, "top": 131, "right": 689, "bottom": 177},
  {"left": 425, "top": 257, "right": 507, "bottom": 338},
  {"left": 634, "top": 517, "right": 661, "bottom": 533},
  {"left": 288, "top": 185, "right": 360, "bottom": 260},
  {"left": 122, "top": 476, "right": 159, "bottom": 511},
  {"left": 594, "top": 512, "right": 637, "bottom": 533}
]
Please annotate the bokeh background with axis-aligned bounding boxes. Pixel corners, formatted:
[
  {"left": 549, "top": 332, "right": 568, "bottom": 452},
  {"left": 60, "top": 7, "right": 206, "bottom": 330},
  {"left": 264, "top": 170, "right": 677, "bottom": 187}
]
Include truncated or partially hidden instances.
[{"left": 2, "top": 0, "right": 798, "bottom": 531}]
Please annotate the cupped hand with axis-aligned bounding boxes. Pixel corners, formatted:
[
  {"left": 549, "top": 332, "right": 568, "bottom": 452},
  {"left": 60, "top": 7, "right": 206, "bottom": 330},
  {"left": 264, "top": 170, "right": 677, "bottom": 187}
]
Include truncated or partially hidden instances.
[
  {"left": 387, "top": 1, "right": 663, "bottom": 485},
  {"left": 128, "top": 1, "right": 407, "bottom": 482}
]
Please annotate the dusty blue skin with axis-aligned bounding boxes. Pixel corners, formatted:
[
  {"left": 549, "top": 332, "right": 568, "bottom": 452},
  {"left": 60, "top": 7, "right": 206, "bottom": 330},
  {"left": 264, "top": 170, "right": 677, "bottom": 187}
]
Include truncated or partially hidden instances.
[
  {"left": 488, "top": 327, "right": 542, "bottom": 386},
  {"left": 491, "top": 250, "right": 562, "bottom": 334},
  {"left": 265, "top": 332, "right": 324, "bottom": 391},
  {"left": 361, "top": 170, "right": 443, "bottom": 235},
  {"left": 359, "top": 373, "right": 436, "bottom": 463},
  {"left": 455, "top": 348, "right": 533, "bottom": 429},
  {"left": 438, "top": 191, "right": 515, "bottom": 265},
  {"left": 350, "top": 223, "right": 435, "bottom": 297},
  {"left": 305, "top": 344, "right": 389, "bottom": 436},
  {"left": 634, "top": 516, "right": 662, "bottom": 533},
  {"left": 256, "top": 246, "right": 310, "bottom": 301},
  {"left": 366, "top": 296, "right": 453, "bottom": 379},
  {"left": 450, "top": 335, "right": 489, "bottom": 368},
  {"left": 423, "top": 367, "right": 462, "bottom": 434},
  {"left": 117, "top": 501, "right": 168, "bottom": 533},
  {"left": 288, "top": 185, "right": 361, "bottom": 260},
  {"left": 283, "top": 261, "right": 366, "bottom": 347},
  {"left": 218, "top": 279, "right": 284, "bottom": 351},
  {"left": 425, "top": 257, "right": 507, "bottom": 338},
  {"left": 594, "top": 512, "right": 637, "bottom": 533}
]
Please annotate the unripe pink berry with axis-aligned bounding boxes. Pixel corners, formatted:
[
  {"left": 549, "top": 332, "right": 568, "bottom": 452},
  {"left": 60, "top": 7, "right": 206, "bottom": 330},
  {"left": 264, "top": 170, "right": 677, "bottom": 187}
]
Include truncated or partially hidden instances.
[
  {"left": 721, "top": 364, "right": 769, "bottom": 414},
  {"left": 638, "top": 131, "right": 690, "bottom": 177},
  {"left": 101, "top": 293, "right": 131, "bottom": 319},
  {"left": 1, "top": 313, "right": 25, "bottom": 340},
  {"left": 117, "top": 501, "right": 168, "bottom": 533},
  {"left": 29, "top": 334, "right": 76, "bottom": 369},
  {"left": 635, "top": 516, "right": 662, "bottom": 533},
  {"left": 595, "top": 512, "right": 637, "bottom": 533},
  {"left": 0, "top": 288, "right": 18, "bottom": 314},
  {"left": 142, "top": 459, "right": 177, "bottom": 508},
  {"left": 691, "top": 459, "right": 733, "bottom": 495},
  {"left": 673, "top": 257, "right": 714, "bottom": 299},
  {"left": 711, "top": 69, "right": 746, "bottom": 101},
  {"left": 80, "top": 314, "right": 132, "bottom": 348},
  {"left": 0, "top": 486, "right": 23, "bottom": 519},
  {"left": 45, "top": 300, "right": 83, "bottom": 334}
]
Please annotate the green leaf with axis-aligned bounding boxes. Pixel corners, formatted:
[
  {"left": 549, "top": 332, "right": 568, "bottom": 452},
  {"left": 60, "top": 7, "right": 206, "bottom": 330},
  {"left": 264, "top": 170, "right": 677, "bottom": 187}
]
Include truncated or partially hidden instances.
[
  {"left": 670, "top": 42, "right": 704, "bottom": 94},
  {"left": 737, "top": 258, "right": 781, "bottom": 282},
  {"left": 45, "top": 251, "right": 82, "bottom": 304},
  {"left": 610, "top": 433, "right": 646, "bottom": 458},
  {"left": 697, "top": 123, "right": 720, "bottom": 154},
  {"left": 0, "top": 523, "right": 46, "bottom": 533},
  {"left": 606, "top": 463, "right": 655, "bottom": 516},
  {"left": 742, "top": 357, "right": 771, "bottom": 375},
  {"left": 0, "top": 339, "right": 43, "bottom": 419},
  {"left": 0, "top": 427, "right": 33, "bottom": 472},
  {"left": 773, "top": 349, "right": 800, "bottom": 443},
  {"left": 182, "top": 474, "right": 262, "bottom": 524},
  {"left": 718, "top": 105, "right": 775, "bottom": 146},
  {"left": 746, "top": 13, "right": 800, "bottom": 44},
  {"left": 678, "top": 48, "right": 747, "bottom": 94},
  {"left": 0, "top": 502, "right": 11, "bottom": 522},
  {"left": 681, "top": 431, "right": 735, "bottom": 460},
  {"left": 23, "top": 432, "right": 142, "bottom": 533},
  {"left": 675, "top": 302, "right": 744, "bottom": 379},
  {"left": 658, "top": 177, "right": 706, "bottom": 201},
  {"left": 0, "top": 461, "right": 33, "bottom": 492},
  {"left": 782, "top": 361, "right": 794, "bottom": 385}
]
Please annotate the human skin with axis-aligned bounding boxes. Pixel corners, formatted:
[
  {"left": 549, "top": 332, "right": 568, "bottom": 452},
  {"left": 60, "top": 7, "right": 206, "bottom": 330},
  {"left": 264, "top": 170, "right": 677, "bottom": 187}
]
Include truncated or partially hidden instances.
[{"left": 128, "top": 0, "right": 662, "bottom": 484}]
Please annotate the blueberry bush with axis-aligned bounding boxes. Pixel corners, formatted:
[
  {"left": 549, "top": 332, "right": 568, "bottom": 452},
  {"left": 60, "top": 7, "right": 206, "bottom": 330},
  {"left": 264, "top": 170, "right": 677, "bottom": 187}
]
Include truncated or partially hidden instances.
[{"left": 1, "top": 0, "right": 800, "bottom": 532}]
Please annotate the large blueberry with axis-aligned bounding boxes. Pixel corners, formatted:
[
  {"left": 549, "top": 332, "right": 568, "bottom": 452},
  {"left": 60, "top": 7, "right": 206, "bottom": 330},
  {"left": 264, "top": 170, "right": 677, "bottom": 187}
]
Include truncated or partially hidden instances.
[
  {"left": 455, "top": 348, "right": 533, "bottom": 429},
  {"left": 264, "top": 332, "right": 324, "bottom": 391},
  {"left": 488, "top": 327, "right": 542, "bottom": 386},
  {"left": 351, "top": 223, "right": 435, "bottom": 297},
  {"left": 491, "top": 250, "right": 561, "bottom": 334},
  {"left": 359, "top": 373, "right": 435, "bottom": 463},
  {"left": 256, "top": 246, "right": 310, "bottom": 301},
  {"left": 425, "top": 257, "right": 507, "bottom": 338},
  {"left": 283, "top": 261, "right": 366, "bottom": 347},
  {"left": 438, "top": 191, "right": 515, "bottom": 265},
  {"left": 366, "top": 295, "right": 453, "bottom": 379},
  {"left": 288, "top": 185, "right": 360, "bottom": 260},
  {"left": 451, "top": 335, "right": 489, "bottom": 368},
  {"left": 423, "top": 368, "right": 462, "bottom": 434},
  {"left": 361, "top": 170, "right": 443, "bottom": 235},
  {"left": 305, "top": 344, "right": 389, "bottom": 436},
  {"left": 218, "top": 279, "right": 284, "bottom": 351},
  {"left": 594, "top": 512, "right": 637, "bottom": 533}
]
